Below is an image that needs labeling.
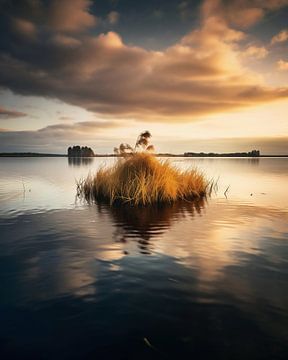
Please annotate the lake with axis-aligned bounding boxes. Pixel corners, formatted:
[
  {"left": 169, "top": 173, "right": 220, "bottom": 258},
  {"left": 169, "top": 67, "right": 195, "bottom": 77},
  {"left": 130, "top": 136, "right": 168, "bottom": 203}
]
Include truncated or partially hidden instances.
[{"left": 1, "top": 157, "right": 288, "bottom": 359}]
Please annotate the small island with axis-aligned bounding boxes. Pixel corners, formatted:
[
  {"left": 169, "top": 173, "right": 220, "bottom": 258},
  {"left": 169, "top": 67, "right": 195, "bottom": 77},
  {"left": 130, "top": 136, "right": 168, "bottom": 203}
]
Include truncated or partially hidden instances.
[
  {"left": 67, "top": 146, "right": 94, "bottom": 157},
  {"left": 77, "top": 132, "right": 210, "bottom": 206}
]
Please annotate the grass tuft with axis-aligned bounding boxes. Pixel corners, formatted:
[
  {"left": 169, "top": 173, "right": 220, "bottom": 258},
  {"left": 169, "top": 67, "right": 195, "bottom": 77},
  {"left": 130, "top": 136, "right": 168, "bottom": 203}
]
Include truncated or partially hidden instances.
[{"left": 77, "top": 153, "right": 210, "bottom": 206}]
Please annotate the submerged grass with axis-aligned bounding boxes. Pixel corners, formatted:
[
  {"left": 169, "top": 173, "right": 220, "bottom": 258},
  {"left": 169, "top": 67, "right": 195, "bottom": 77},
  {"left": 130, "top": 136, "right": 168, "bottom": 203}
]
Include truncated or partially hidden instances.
[{"left": 77, "top": 153, "right": 211, "bottom": 206}]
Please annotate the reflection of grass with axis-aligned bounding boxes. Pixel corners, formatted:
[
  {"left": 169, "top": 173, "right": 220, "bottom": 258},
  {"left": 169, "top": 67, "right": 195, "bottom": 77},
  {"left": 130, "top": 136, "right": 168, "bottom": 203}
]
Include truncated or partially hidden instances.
[
  {"left": 105, "top": 198, "right": 206, "bottom": 245},
  {"left": 78, "top": 153, "right": 210, "bottom": 206}
]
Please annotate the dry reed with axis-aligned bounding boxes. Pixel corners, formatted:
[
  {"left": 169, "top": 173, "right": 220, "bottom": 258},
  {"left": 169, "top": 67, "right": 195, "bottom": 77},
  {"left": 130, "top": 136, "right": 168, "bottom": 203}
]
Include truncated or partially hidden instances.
[{"left": 77, "top": 153, "right": 210, "bottom": 206}]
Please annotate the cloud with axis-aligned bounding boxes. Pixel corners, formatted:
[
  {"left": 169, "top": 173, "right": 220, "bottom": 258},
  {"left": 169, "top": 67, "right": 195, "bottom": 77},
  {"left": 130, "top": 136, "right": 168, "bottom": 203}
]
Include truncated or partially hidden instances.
[
  {"left": 0, "top": 120, "right": 122, "bottom": 152},
  {"left": 50, "top": 34, "right": 81, "bottom": 48},
  {"left": 1, "top": 128, "right": 288, "bottom": 154},
  {"left": 38, "top": 120, "right": 120, "bottom": 134},
  {"left": 277, "top": 59, "right": 288, "bottom": 71},
  {"left": 202, "top": 0, "right": 288, "bottom": 28},
  {"left": 0, "top": 106, "right": 27, "bottom": 119},
  {"left": 242, "top": 45, "right": 269, "bottom": 59},
  {"left": 271, "top": 29, "right": 288, "bottom": 44},
  {"left": 47, "top": 0, "right": 97, "bottom": 32},
  {"left": 11, "top": 17, "right": 38, "bottom": 40},
  {"left": 3, "top": 0, "right": 97, "bottom": 34},
  {"left": 0, "top": 0, "right": 288, "bottom": 122},
  {"left": 58, "top": 116, "right": 73, "bottom": 121},
  {"left": 107, "top": 11, "right": 120, "bottom": 25}
]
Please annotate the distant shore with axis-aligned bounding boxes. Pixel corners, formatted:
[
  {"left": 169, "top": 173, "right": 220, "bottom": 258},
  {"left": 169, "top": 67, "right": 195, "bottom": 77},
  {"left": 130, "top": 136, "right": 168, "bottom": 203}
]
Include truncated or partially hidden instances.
[
  {"left": 0, "top": 153, "right": 66, "bottom": 157},
  {"left": 1, "top": 152, "right": 288, "bottom": 158}
]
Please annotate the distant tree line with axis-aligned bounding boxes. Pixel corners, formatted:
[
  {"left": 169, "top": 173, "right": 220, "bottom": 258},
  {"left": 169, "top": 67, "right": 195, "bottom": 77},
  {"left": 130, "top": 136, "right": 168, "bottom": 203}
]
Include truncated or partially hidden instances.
[
  {"left": 67, "top": 146, "right": 94, "bottom": 157},
  {"left": 184, "top": 150, "right": 260, "bottom": 157}
]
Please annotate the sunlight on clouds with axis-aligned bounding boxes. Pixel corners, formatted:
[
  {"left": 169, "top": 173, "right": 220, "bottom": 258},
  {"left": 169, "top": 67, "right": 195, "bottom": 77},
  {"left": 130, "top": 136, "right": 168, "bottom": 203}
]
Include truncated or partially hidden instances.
[
  {"left": 0, "top": 0, "right": 288, "bottom": 122},
  {"left": 277, "top": 59, "right": 288, "bottom": 71},
  {"left": 242, "top": 46, "right": 269, "bottom": 60},
  {"left": 271, "top": 29, "right": 288, "bottom": 44},
  {"left": 0, "top": 0, "right": 288, "bottom": 153}
]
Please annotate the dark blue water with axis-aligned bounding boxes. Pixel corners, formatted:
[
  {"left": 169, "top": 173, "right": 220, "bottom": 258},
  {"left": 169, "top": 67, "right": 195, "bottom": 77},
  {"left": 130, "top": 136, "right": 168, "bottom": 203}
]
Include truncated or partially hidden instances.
[{"left": 1, "top": 157, "right": 288, "bottom": 359}]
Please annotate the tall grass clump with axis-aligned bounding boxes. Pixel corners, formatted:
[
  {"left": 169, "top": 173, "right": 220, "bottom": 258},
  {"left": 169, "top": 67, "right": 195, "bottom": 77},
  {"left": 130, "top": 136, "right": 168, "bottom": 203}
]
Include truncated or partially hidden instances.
[{"left": 78, "top": 132, "right": 210, "bottom": 206}]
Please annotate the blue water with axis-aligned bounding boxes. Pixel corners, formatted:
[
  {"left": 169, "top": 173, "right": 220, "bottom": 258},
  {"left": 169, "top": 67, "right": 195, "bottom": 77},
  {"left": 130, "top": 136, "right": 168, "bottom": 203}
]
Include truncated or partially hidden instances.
[{"left": 0, "top": 157, "right": 288, "bottom": 359}]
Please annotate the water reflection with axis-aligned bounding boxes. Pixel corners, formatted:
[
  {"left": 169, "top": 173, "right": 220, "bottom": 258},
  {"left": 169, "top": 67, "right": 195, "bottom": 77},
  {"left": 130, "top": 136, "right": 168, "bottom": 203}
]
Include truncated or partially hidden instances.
[
  {"left": 247, "top": 158, "right": 259, "bottom": 165},
  {"left": 1, "top": 157, "right": 288, "bottom": 359},
  {"left": 97, "top": 199, "right": 206, "bottom": 254},
  {"left": 93, "top": 199, "right": 288, "bottom": 285},
  {"left": 68, "top": 157, "right": 94, "bottom": 166}
]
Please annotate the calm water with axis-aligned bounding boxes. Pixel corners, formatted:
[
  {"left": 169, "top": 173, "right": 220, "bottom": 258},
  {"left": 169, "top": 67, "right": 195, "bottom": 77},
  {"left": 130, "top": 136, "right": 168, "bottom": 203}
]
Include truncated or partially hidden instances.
[{"left": 1, "top": 157, "right": 288, "bottom": 359}]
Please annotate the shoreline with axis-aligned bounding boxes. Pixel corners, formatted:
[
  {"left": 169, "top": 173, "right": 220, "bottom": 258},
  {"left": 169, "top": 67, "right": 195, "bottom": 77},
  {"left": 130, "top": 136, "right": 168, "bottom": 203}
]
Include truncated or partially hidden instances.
[{"left": 1, "top": 153, "right": 288, "bottom": 158}]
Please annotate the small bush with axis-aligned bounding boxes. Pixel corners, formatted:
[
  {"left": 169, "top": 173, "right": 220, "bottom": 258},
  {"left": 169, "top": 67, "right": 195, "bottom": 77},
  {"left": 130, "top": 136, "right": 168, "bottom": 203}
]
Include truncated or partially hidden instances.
[{"left": 78, "top": 152, "right": 209, "bottom": 206}]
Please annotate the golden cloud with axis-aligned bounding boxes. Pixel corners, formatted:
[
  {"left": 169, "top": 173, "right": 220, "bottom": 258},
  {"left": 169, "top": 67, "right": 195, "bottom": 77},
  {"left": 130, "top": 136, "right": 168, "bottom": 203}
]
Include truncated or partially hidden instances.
[
  {"left": 47, "top": 0, "right": 96, "bottom": 32},
  {"left": 242, "top": 46, "right": 269, "bottom": 59},
  {"left": 202, "top": 0, "right": 288, "bottom": 28},
  {"left": 277, "top": 59, "right": 288, "bottom": 71},
  {"left": 0, "top": 0, "right": 288, "bottom": 122},
  {"left": 271, "top": 29, "right": 288, "bottom": 44}
]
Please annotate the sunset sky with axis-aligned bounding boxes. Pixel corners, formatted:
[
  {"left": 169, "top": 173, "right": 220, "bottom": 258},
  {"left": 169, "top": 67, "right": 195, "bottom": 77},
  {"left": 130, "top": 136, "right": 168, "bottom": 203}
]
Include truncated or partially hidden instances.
[{"left": 0, "top": 0, "right": 288, "bottom": 154}]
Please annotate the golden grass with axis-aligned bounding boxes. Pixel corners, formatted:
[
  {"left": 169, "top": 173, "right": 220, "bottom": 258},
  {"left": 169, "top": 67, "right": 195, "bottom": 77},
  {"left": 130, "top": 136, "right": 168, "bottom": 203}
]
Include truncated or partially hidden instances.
[{"left": 77, "top": 153, "right": 210, "bottom": 206}]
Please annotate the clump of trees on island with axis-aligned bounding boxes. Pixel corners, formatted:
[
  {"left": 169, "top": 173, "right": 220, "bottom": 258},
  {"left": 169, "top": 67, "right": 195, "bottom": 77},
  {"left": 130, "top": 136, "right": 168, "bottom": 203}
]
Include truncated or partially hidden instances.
[{"left": 67, "top": 146, "right": 94, "bottom": 157}]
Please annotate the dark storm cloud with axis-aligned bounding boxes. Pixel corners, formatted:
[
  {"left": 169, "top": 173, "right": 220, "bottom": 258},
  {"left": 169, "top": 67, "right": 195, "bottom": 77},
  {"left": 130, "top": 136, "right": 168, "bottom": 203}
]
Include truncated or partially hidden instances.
[
  {"left": 0, "top": 106, "right": 27, "bottom": 119},
  {"left": 0, "top": 0, "right": 288, "bottom": 122}
]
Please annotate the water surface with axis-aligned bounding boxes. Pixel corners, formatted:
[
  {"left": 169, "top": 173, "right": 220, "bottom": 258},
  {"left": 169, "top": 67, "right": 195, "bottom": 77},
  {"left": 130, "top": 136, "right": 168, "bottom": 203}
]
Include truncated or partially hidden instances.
[{"left": 1, "top": 157, "right": 288, "bottom": 359}]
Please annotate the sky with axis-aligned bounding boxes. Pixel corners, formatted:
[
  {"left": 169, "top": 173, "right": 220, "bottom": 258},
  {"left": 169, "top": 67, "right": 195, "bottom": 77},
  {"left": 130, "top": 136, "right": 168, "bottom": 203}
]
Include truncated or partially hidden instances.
[{"left": 0, "top": 0, "right": 288, "bottom": 154}]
